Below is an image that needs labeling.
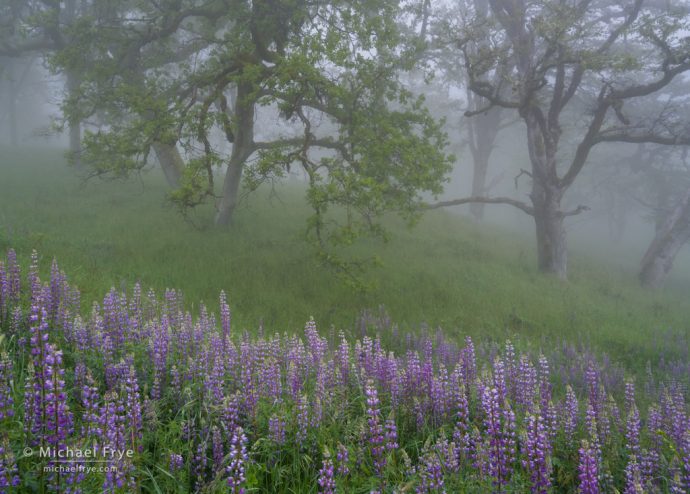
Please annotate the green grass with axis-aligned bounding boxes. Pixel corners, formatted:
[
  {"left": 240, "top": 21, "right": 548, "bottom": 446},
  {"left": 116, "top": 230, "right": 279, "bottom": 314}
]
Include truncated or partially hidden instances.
[{"left": 1, "top": 146, "right": 688, "bottom": 372}]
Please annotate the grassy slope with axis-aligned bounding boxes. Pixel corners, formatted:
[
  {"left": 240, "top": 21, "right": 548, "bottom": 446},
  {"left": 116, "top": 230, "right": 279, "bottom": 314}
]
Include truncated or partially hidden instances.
[{"left": 1, "top": 147, "right": 688, "bottom": 371}]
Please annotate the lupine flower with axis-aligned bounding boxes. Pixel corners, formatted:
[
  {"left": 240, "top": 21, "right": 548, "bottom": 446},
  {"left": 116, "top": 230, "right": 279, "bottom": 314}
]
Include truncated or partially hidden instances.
[
  {"left": 296, "top": 394, "right": 309, "bottom": 445},
  {"left": 481, "top": 385, "right": 515, "bottom": 489},
  {"left": 220, "top": 290, "right": 231, "bottom": 346},
  {"left": 564, "top": 385, "right": 579, "bottom": 444},
  {"left": 626, "top": 404, "right": 641, "bottom": 456},
  {"left": 0, "top": 354, "right": 14, "bottom": 421},
  {"left": 523, "top": 413, "right": 551, "bottom": 493},
  {"left": 416, "top": 450, "right": 445, "bottom": 493},
  {"left": 193, "top": 440, "right": 208, "bottom": 488},
  {"left": 623, "top": 455, "right": 643, "bottom": 494},
  {"left": 227, "top": 426, "right": 248, "bottom": 494},
  {"left": 268, "top": 415, "right": 286, "bottom": 445},
  {"left": 169, "top": 453, "right": 184, "bottom": 472},
  {"left": 578, "top": 440, "right": 599, "bottom": 494},
  {"left": 336, "top": 443, "right": 350, "bottom": 476},
  {"left": 124, "top": 366, "right": 142, "bottom": 454},
  {"left": 6, "top": 249, "right": 20, "bottom": 303},
  {"left": 0, "top": 440, "right": 21, "bottom": 490},
  {"left": 212, "top": 426, "right": 224, "bottom": 472},
  {"left": 101, "top": 392, "right": 130, "bottom": 492},
  {"left": 364, "top": 379, "right": 385, "bottom": 475},
  {"left": 318, "top": 451, "right": 336, "bottom": 494},
  {"left": 385, "top": 416, "right": 398, "bottom": 451}
]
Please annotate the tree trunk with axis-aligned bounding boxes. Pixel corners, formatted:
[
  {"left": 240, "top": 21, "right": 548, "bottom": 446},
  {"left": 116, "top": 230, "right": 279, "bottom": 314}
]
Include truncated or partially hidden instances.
[
  {"left": 215, "top": 82, "right": 255, "bottom": 226},
  {"left": 5, "top": 58, "right": 18, "bottom": 146},
  {"left": 151, "top": 141, "right": 184, "bottom": 188},
  {"left": 469, "top": 148, "right": 490, "bottom": 220},
  {"left": 639, "top": 187, "right": 690, "bottom": 288},
  {"left": 9, "top": 81, "right": 17, "bottom": 146},
  {"left": 65, "top": 70, "right": 81, "bottom": 166},
  {"left": 531, "top": 182, "right": 568, "bottom": 279},
  {"left": 466, "top": 60, "right": 502, "bottom": 222}
]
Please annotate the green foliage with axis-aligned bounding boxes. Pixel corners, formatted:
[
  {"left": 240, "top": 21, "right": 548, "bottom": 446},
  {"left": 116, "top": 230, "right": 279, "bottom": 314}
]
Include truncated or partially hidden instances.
[{"left": 25, "top": 0, "right": 455, "bottom": 282}]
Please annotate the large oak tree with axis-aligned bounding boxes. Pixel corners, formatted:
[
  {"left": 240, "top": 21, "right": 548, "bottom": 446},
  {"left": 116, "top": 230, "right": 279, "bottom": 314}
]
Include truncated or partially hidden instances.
[{"left": 435, "top": 0, "right": 690, "bottom": 279}]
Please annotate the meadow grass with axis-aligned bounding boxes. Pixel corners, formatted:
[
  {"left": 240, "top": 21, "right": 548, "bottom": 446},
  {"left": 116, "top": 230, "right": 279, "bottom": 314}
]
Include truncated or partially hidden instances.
[{"left": 1, "top": 146, "right": 688, "bottom": 373}]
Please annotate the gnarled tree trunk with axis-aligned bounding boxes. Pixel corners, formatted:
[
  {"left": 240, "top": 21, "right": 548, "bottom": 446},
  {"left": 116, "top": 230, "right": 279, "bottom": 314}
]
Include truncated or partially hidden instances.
[
  {"left": 531, "top": 181, "right": 568, "bottom": 279},
  {"left": 215, "top": 82, "right": 255, "bottom": 226},
  {"left": 151, "top": 141, "right": 184, "bottom": 188},
  {"left": 467, "top": 105, "right": 501, "bottom": 221},
  {"left": 65, "top": 70, "right": 81, "bottom": 166},
  {"left": 639, "top": 186, "right": 690, "bottom": 288}
]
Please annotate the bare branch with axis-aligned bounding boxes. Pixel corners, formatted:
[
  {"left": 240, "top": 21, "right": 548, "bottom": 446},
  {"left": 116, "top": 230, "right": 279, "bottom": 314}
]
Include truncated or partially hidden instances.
[
  {"left": 514, "top": 168, "right": 532, "bottom": 189},
  {"left": 425, "top": 196, "right": 534, "bottom": 215},
  {"left": 559, "top": 205, "right": 590, "bottom": 218}
]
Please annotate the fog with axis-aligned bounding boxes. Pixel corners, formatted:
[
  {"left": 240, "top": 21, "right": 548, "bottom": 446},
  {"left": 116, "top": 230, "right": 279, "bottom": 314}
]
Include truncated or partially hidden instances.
[{"left": 1, "top": 0, "right": 690, "bottom": 293}]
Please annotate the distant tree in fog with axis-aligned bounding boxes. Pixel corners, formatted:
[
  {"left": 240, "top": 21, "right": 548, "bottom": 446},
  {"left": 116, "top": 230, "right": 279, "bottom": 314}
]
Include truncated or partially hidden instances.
[
  {"left": 430, "top": 0, "right": 690, "bottom": 280},
  {"left": 0, "top": 0, "right": 84, "bottom": 162}
]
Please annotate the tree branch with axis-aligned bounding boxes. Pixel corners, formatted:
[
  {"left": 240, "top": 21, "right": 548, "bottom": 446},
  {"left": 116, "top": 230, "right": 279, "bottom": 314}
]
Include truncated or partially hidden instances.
[
  {"left": 425, "top": 196, "right": 534, "bottom": 215},
  {"left": 559, "top": 205, "right": 590, "bottom": 218}
]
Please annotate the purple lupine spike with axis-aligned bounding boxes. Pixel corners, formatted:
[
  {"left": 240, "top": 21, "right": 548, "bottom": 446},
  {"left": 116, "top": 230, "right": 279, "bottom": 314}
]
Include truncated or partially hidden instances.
[
  {"left": 317, "top": 451, "right": 336, "bottom": 494},
  {"left": 624, "top": 380, "right": 636, "bottom": 413},
  {"left": 124, "top": 366, "right": 143, "bottom": 454},
  {"left": 385, "top": 416, "right": 398, "bottom": 451},
  {"left": 417, "top": 449, "right": 444, "bottom": 493},
  {"left": 564, "top": 385, "right": 579, "bottom": 444},
  {"left": 336, "top": 443, "right": 350, "bottom": 476},
  {"left": 296, "top": 394, "right": 309, "bottom": 446},
  {"left": 169, "top": 453, "right": 184, "bottom": 472},
  {"left": 364, "top": 379, "right": 385, "bottom": 475},
  {"left": 43, "top": 344, "right": 73, "bottom": 448},
  {"left": 481, "top": 385, "right": 515, "bottom": 489},
  {"left": 431, "top": 365, "right": 449, "bottom": 423},
  {"left": 222, "top": 393, "right": 240, "bottom": 446},
  {"left": 101, "top": 391, "right": 131, "bottom": 491},
  {"left": 503, "top": 340, "right": 516, "bottom": 398},
  {"left": 0, "top": 439, "right": 21, "bottom": 489},
  {"left": 523, "top": 413, "right": 552, "bottom": 494},
  {"left": 193, "top": 439, "right": 208, "bottom": 489},
  {"left": 227, "top": 426, "right": 248, "bottom": 494},
  {"left": 6, "top": 249, "right": 20, "bottom": 303},
  {"left": 239, "top": 341, "right": 257, "bottom": 417},
  {"left": 679, "top": 429, "right": 690, "bottom": 493},
  {"left": 150, "top": 316, "right": 170, "bottom": 400},
  {"left": 626, "top": 404, "right": 641, "bottom": 456},
  {"left": 585, "top": 361, "right": 602, "bottom": 415},
  {"left": 452, "top": 380, "right": 471, "bottom": 459},
  {"left": 578, "top": 440, "right": 600, "bottom": 494},
  {"left": 220, "top": 290, "right": 231, "bottom": 346},
  {"left": 268, "top": 415, "right": 286, "bottom": 445},
  {"left": 585, "top": 402, "right": 600, "bottom": 456},
  {"left": 48, "top": 259, "right": 61, "bottom": 322},
  {"left": 212, "top": 426, "right": 224, "bottom": 472},
  {"left": 493, "top": 357, "right": 507, "bottom": 404},
  {"left": 206, "top": 336, "right": 225, "bottom": 405},
  {"left": 80, "top": 370, "right": 101, "bottom": 441},
  {"left": 28, "top": 250, "right": 41, "bottom": 305},
  {"left": 516, "top": 356, "right": 537, "bottom": 411},
  {"left": 538, "top": 355, "right": 551, "bottom": 411},
  {"left": 0, "top": 260, "right": 7, "bottom": 323},
  {"left": 463, "top": 336, "right": 476, "bottom": 385},
  {"left": 0, "top": 353, "right": 15, "bottom": 421},
  {"left": 623, "top": 455, "right": 643, "bottom": 494}
]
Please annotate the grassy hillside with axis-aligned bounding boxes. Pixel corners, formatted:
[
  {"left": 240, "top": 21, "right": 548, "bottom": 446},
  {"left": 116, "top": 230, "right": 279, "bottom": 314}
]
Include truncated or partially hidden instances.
[{"left": 1, "top": 147, "right": 688, "bottom": 371}]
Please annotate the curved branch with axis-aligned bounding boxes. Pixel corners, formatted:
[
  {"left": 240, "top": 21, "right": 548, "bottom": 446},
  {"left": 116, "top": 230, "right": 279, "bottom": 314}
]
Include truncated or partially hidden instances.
[{"left": 425, "top": 196, "right": 534, "bottom": 215}]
